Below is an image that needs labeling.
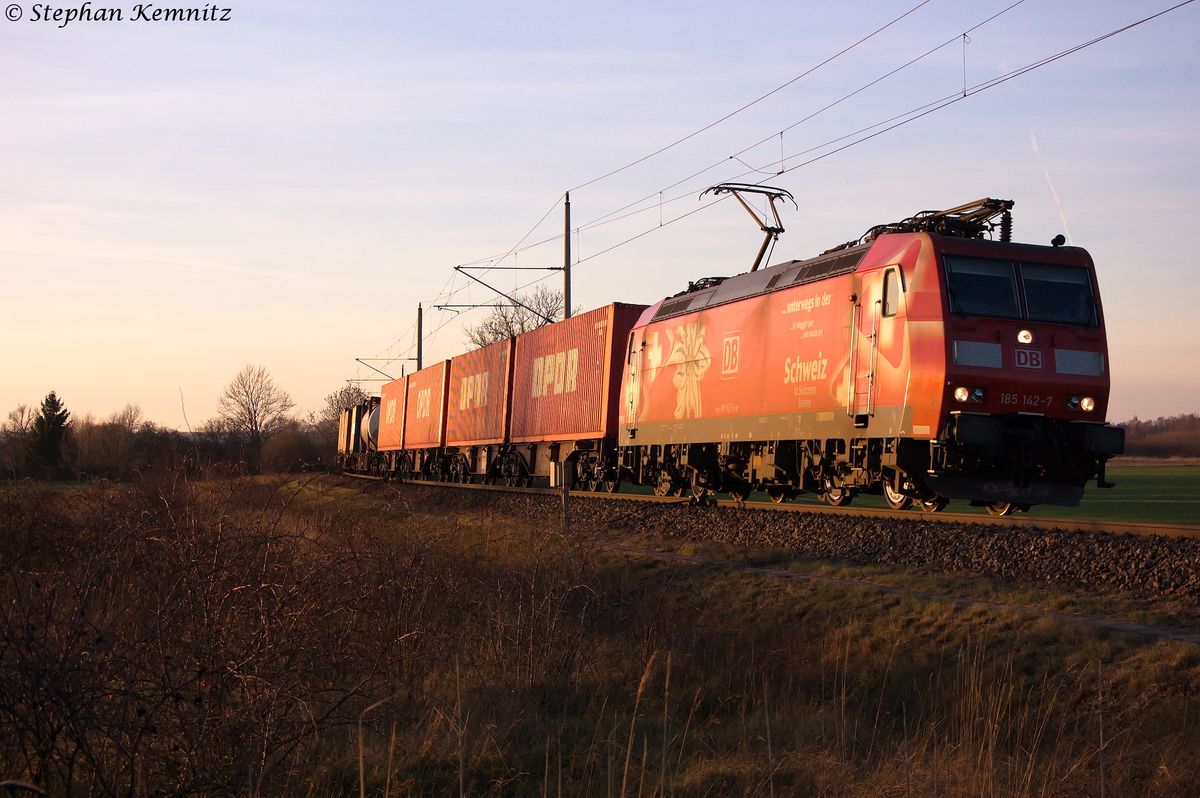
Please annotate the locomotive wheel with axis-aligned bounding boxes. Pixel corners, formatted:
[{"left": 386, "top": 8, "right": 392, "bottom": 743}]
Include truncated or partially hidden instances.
[
  {"left": 727, "top": 484, "right": 752, "bottom": 503},
  {"left": 986, "top": 502, "right": 1016, "bottom": 517},
  {"left": 655, "top": 471, "right": 683, "bottom": 497},
  {"left": 883, "top": 479, "right": 912, "bottom": 510},
  {"left": 822, "top": 476, "right": 852, "bottom": 507},
  {"left": 823, "top": 485, "right": 852, "bottom": 507},
  {"left": 919, "top": 496, "right": 949, "bottom": 513},
  {"left": 767, "top": 486, "right": 790, "bottom": 504}
]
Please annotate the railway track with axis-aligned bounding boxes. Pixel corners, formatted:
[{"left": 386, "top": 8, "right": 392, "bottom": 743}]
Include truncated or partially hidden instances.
[
  {"left": 347, "top": 473, "right": 1200, "bottom": 540},
  {"left": 593, "top": 541, "right": 1200, "bottom": 646},
  {"left": 341, "top": 473, "right": 1200, "bottom": 643}
]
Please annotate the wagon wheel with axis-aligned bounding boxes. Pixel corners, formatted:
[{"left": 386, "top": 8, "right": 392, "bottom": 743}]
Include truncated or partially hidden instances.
[
  {"left": 580, "top": 462, "right": 602, "bottom": 492},
  {"left": 602, "top": 475, "right": 621, "bottom": 493},
  {"left": 986, "top": 502, "right": 1016, "bottom": 516},
  {"left": 502, "top": 453, "right": 526, "bottom": 487},
  {"left": 883, "top": 478, "right": 913, "bottom": 511},
  {"left": 919, "top": 495, "right": 948, "bottom": 513}
]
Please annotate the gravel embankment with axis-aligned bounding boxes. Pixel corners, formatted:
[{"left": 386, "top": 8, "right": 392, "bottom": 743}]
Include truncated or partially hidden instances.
[{"left": 376, "top": 482, "right": 1200, "bottom": 600}]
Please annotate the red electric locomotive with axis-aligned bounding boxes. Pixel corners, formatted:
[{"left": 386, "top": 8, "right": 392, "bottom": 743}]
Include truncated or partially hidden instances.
[
  {"left": 338, "top": 195, "right": 1124, "bottom": 515},
  {"left": 616, "top": 195, "right": 1123, "bottom": 514}
]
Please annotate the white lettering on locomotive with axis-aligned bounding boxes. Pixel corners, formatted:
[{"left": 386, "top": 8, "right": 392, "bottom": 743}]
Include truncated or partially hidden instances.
[
  {"left": 531, "top": 349, "right": 579, "bottom": 398},
  {"left": 781, "top": 292, "right": 833, "bottom": 314},
  {"left": 459, "top": 372, "right": 490, "bottom": 410},
  {"left": 782, "top": 352, "right": 828, "bottom": 384}
]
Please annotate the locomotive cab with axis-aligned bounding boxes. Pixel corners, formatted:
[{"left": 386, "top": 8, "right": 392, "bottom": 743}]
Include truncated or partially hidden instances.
[{"left": 917, "top": 237, "right": 1124, "bottom": 509}]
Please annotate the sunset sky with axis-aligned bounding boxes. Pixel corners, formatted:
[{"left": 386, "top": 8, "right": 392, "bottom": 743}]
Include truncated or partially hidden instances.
[{"left": 2, "top": 0, "right": 1197, "bottom": 427}]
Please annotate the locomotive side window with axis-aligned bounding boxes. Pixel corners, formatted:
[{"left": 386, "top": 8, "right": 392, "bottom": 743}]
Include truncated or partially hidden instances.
[
  {"left": 943, "top": 256, "right": 1021, "bottom": 319},
  {"left": 1020, "top": 263, "right": 1097, "bottom": 326},
  {"left": 882, "top": 269, "right": 900, "bottom": 317}
]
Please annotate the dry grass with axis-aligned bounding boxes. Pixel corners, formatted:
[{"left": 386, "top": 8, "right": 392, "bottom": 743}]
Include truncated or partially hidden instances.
[{"left": 1, "top": 474, "right": 1198, "bottom": 796}]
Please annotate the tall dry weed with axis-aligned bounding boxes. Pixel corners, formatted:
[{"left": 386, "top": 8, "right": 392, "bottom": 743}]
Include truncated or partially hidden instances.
[{"left": 1, "top": 476, "right": 1198, "bottom": 796}]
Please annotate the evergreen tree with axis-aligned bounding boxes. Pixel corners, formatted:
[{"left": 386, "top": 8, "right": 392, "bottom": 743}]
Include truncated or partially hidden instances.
[{"left": 26, "top": 391, "right": 70, "bottom": 478}]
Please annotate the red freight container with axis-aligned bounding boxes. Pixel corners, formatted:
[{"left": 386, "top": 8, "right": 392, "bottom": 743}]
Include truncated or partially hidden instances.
[
  {"left": 446, "top": 338, "right": 514, "bottom": 446},
  {"left": 403, "top": 360, "right": 451, "bottom": 449},
  {"left": 510, "top": 303, "right": 647, "bottom": 443},
  {"left": 377, "top": 376, "right": 406, "bottom": 451}
]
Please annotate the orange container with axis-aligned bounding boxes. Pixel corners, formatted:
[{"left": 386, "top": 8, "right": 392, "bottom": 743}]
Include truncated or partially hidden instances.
[
  {"left": 377, "top": 377, "right": 407, "bottom": 451},
  {"left": 403, "top": 361, "right": 451, "bottom": 449},
  {"left": 510, "top": 303, "right": 646, "bottom": 442},
  {"left": 446, "top": 338, "right": 514, "bottom": 446}
]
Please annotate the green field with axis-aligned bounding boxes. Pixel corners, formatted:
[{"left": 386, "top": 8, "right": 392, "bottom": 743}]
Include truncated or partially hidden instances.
[{"left": 692, "top": 466, "right": 1200, "bottom": 527}]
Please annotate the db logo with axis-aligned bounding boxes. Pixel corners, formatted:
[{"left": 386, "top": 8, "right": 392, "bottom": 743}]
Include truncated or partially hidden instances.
[
  {"left": 1014, "top": 348, "right": 1043, "bottom": 370},
  {"left": 722, "top": 334, "right": 740, "bottom": 376}
]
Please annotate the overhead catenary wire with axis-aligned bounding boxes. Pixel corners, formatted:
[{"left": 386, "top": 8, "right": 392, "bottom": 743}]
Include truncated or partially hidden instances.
[
  {"left": 454, "top": 0, "right": 935, "bottom": 280},
  {"left": 355, "top": 0, "right": 1195, "bottom": 379},
  {"left": 567, "top": 0, "right": 935, "bottom": 194},
  {"left": 482, "top": 0, "right": 1200, "bottom": 272},
  {"left": 453, "top": 0, "right": 1033, "bottom": 271}
]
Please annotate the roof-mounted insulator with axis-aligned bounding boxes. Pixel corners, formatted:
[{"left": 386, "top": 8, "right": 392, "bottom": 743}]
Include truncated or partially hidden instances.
[{"left": 859, "top": 198, "right": 1015, "bottom": 243}]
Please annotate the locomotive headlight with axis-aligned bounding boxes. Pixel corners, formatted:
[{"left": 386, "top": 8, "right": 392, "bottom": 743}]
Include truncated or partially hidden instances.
[
  {"left": 953, "top": 386, "right": 987, "bottom": 404},
  {"left": 1017, "top": 329, "right": 1035, "bottom": 344},
  {"left": 1066, "top": 395, "right": 1097, "bottom": 412}
]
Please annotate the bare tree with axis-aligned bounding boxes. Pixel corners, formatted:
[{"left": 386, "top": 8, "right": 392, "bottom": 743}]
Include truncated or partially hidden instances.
[
  {"left": 321, "top": 385, "right": 368, "bottom": 428},
  {"left": 216, "top": 365, "right": 295, "bottom": 464},
  {"left": 1, "top": 404, "right": 34, "bottom": 478},
  {"left": 463, "top": 285, "right": 568, "bottom": 349},
  {"left": 308, "top": 385, "right": 369, "bottom": 453}
]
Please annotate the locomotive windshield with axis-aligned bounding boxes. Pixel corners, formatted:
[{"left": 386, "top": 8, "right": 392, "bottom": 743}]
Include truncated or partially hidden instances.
[
  {"left": 943, "top": 256, "right": 1022, "bottom": 319},
  {"left": 1020, "top": 262, "right": 1097, "bottom": 326},
  {"left": 943, "top": 255, "right": 1097, "bottom": 326}
]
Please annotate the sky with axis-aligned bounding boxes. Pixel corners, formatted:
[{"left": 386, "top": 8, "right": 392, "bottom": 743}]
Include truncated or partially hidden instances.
[{"left": 1, "top": 0, "right": 1197, "bottom": 428}]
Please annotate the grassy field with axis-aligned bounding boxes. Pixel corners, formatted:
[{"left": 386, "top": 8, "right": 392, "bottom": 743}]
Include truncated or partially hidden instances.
[
  {"left": 692, "top": 466, "right": 1200, "bottom": 527},
  {"left": 3, "top": 474, "right": 1198, "bottom": 796}
]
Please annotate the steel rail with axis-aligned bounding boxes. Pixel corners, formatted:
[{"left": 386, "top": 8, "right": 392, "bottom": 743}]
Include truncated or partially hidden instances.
[{"left": 345, "top": 473, "right": 1200, "bottom": 540}]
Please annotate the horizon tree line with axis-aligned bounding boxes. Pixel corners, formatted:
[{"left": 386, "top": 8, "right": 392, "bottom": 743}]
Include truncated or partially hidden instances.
[
  {"left": 1, "top": 366, "right": 367, "bottom": 480},
  {"left": 6, "top": 360, "right": 1196, "bottom": 481}
]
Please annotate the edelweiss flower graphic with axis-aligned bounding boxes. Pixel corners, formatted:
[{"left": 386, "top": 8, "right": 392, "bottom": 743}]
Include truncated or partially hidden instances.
[{"left": 666, "top": 321, "right": 711, "bottom": 419}]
